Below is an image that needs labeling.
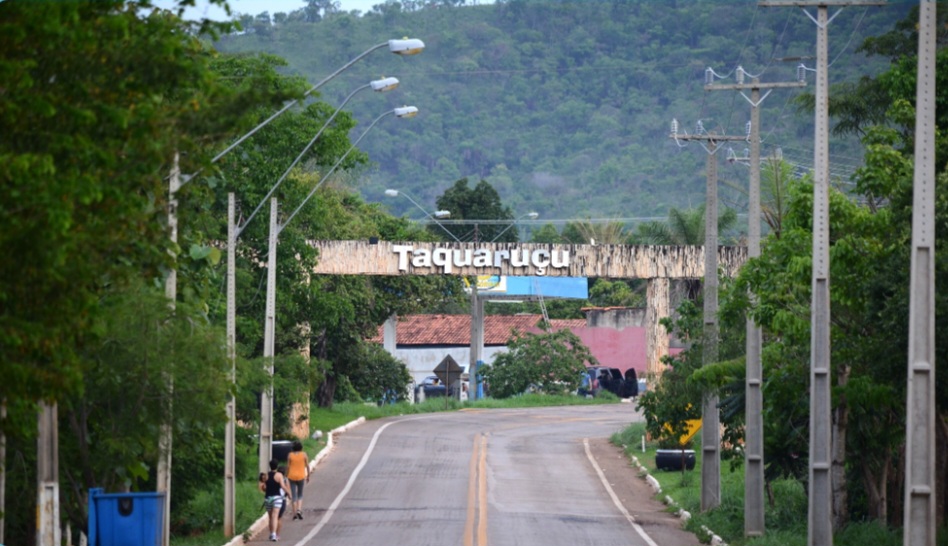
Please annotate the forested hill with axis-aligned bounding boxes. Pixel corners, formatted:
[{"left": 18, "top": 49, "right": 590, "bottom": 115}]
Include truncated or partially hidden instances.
[{"left": 214, "top": 0, "right": 913, "bottom": 225}]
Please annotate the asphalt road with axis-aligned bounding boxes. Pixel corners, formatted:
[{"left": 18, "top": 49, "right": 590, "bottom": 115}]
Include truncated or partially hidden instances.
[{"left": 249, "top": 404, "right": 702, "bottom": 546}]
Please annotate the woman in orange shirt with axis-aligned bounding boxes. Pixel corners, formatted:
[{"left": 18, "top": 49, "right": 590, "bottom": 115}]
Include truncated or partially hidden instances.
[{"left": 286, "top": 440, "right": 310, "bottom": 520}]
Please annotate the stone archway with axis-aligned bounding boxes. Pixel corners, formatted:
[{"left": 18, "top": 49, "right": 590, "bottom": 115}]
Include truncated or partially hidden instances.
[{"left": 310, "top": 240, "right": 746, "bottom": 377}]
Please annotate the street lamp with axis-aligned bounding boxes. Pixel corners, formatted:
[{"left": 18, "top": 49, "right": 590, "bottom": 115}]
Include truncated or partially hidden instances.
[
  {"left": 256, "top": 106, "right": 419, "bottom": 473},
  {"left": 211, "top": 39, "right": 423, "bottom": 164},
  {"left": 384, "top": 188, "right": 458, "bottom": 241},
  {"left": 239, "top": 77, "right": 400, "bottom": 236},
  {"left": 160, "top": 36, "right": 424, "bottom": 540},
  {"left": 224, "top": 80, "right": 401, "bottom": 536},
  {"left": 492, "top": 211, "right": 539, "bottom": 242}
]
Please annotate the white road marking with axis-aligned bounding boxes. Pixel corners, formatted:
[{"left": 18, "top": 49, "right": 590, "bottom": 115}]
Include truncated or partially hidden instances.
[
  {"left": 291, "top": 416, "right": 425, "bottom": 546},
  {"left": 583, "top": 438, "right": 660, "bottom": 546}
]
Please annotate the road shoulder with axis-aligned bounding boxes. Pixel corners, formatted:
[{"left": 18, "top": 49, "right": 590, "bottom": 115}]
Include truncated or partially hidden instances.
[{"left": 586, "top": 437, "right": 704, "bottom": 546}]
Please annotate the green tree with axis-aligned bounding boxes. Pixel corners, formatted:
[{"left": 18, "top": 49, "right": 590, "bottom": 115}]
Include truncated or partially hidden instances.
[
  {"left": 633, "top": 204, "right": 738, "bottom": 246},
  {"left": 481, "top": 327, "right": 598, "bottom": 399},
  {"left": 636, "top": 303, "right": 704, "bottom": 449},
  {"left": 0, "top": 1, "right": 303, "bottom": 540},
  {"left": 728, "top": 6, "right": 948, "bottom": 526},
  {"left": 347, "top": 344, "right": 412, "bottom": 403},
  {"left": 633, "top": 205, "right": 739, "bottom": 301},
  {"left": 560, "top": 220, "right": 631, "bottom": 245},
  {"left": 0, "top": 0, "right": 284, "bottom": 411},
  {"left": 436, "top": 178, "right": 517, "bottom": 242},
  {"left": 530, "top": 223, "right": 563, "bottom": 243}
]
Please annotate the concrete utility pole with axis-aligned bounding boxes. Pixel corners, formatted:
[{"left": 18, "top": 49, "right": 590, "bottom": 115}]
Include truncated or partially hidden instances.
[
  {"left": 1, "top": 400, "right": 5, "bottom": 545},
  {"left": 758, "top": 3, "right": 885, "bottom": 545},
  {"left": 157, "top": 153, "right": 182, "bottom": 546},
  {"left": 469, "top": 284, "right": 484, "bottom": 400},
  {"left": 705, "top": 69, "right": 805, "bottom": 537},
  {"left": 259, "top": 199, "right": 279, "bottom": 474},
  {"left": 224, "top": 194, "right": 237, "bottom": 537},
  {"left": 904, "top": 2, "right": 936, "bottom": 546},
  {"left": 669, "top": 124, "right": 747, "bottom": 511},
  {"left": 36, "top": 403, "right": 59, "bottom": 546}
]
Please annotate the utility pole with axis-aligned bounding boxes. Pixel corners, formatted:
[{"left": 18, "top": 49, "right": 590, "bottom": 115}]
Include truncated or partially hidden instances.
[
  {"left": 469, "top": 283, "right": 484, "bottom": 400},
  {"left": 669, "top": 123, "right": 747, "bottom": 511},
  {"left": 1, "top": 400, "right": 5, "bottom": 545},
  {"left": 759, "top": 3, "right": 885, "bottom": 545},
  {"left": 469, "top": 224, "right": 482, "bottom": 402},
  {"left": 157, "top": 153, "right": 181, "bottom": 546},
  {"left": 904, "top": 2, "right": 936, "bottom": 546},
  {"left": 705, "top": 67, "right": 805, "bottom": 537},
  {"left": 259, "top": 199, "right": 278, "bottom": 474},
  {"left": 36, "top": 403, "right": 59, "bottom": 546},
  {"left": 224, "top": 193, "right": 237, "bottom": 537}
]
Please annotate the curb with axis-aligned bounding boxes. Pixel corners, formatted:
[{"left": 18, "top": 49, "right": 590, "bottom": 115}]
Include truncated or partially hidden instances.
[
  {"left": 223, "top": 416, "right": 366, "bottom": 546},
  {"left": 629, "top": 453, "right": 727, "bottom": 546}
]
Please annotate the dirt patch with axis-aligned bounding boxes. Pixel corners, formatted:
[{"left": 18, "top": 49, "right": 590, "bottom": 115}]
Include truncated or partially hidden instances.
[{"left": 586, "top": 437, "right": 705, "bottom": 546}]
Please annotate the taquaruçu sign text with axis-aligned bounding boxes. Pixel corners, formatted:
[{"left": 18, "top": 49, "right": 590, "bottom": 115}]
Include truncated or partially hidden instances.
[{"left": 308, "top": 240, "right": 747, "bottom": 280}]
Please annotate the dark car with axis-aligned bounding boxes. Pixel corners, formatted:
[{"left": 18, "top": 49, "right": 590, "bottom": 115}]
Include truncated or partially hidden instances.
[
  {"left": 580, "top": 366, "right": 639, "bottom": 398},
  {"left": 416, "top": 375, "right": 446, "bottom": 398}
]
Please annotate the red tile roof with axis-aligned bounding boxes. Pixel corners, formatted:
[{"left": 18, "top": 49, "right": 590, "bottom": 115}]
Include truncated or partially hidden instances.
[{"left": 369, "top": 314, "right": 587, "bottom": 346}]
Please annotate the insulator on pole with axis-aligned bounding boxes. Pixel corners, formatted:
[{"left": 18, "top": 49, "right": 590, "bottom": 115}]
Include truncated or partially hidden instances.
[
  {"left": 746, "top": 121, "right": 752, "bottom": 138},
  {"left": 696, "top": 120, "right": 704, "bottom": 134},
  {"left": 726, "top": 147, "right": 737, "bottom": 163},
  {"left": 671, "top": 118, "right": 679, "bottom": 135},
  {"left": 743, "top": 147, "right": 750, "bottom": 158},
  {"left": 797, "top": 64, "right": 806, "bottom": 83},
  {"left": 775, "top": 147, "right": 783, "bottom": 160},
  {"left": 736, "top": 66, "right": 745, "bottom": 84},
  {"left": 705, "top": 67, "right": 714, "bottom": 85}
]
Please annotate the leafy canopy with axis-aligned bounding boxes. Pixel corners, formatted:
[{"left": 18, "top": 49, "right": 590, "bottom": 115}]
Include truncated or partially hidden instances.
[{"left": 482, "top": 327, "right": 598, "bottom": 399}]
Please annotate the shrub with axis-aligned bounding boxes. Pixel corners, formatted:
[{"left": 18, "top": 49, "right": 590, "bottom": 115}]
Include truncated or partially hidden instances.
[{"left": 481, "top": 327, "right": 597, "bottom": 399}]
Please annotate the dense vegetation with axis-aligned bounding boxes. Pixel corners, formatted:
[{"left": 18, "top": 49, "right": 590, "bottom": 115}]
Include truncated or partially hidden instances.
[
  {"left": 638, "top": 3, "right": 948, "bottom": 540},
  {"left": 215, "top": 0, "right": 913, "bottom": 226},
  {"left": 3, "top": 0, "right": 947, "bottom": 544},
  {"left": 0, "top": 0, "right": 459, "bottom": 541}
]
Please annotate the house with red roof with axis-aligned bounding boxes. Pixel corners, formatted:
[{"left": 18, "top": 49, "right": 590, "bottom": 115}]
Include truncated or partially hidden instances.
[{"left": 370, "top": 309, "right": 680, "bottom": 386}]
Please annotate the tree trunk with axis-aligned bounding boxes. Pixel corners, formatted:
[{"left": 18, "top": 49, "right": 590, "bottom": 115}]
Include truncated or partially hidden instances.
[
  {"left": 888, "top": 442, "right": 905, "bottom": 528},
  {"left": 862, "top": 453, "right": 889, "bottom": 522},
  {"left": 316, "top": 375, "right": 336, "bottom": 409},
  {"left": 831, "top": 365, "right": 851, "bottom": 531}
]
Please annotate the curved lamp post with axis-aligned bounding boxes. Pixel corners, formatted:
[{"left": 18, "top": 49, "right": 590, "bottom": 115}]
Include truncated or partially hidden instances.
[
  {"left": 492, "top": 211, "right": 539, "bottom": 242},
  {"left": 384, "top": 188, "right": 458, "bottom": 242},
  {"left": 239, "top": 77, "right": 400, "bottom": 236},
  {"left": 154, "top": 35, "right": 423, "bottom": 541},
  {"left": 212, "top": 39, "right": 423, "bottom": 164},
  {"left": 223, "top": 79, "right": 400, "bottom": 536},
  {"left": 218, "top": 66, "right": 414, "bottom": 537},
  {"left": 257, "top": 106, "right": 419, "bottom": 474}
]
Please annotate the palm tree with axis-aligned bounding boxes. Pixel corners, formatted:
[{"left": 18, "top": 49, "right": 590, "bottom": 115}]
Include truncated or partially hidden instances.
[
  {"left": 561, "top": 220, "right": 630, "bottom": 245},
  {"left": 720, "top": 156, "right": 795, "bottom": 240},
  {"left": 759, "top": 157, "right": 794, "bottom": 239},
  {"left": 635, "top": 204, "right": 738, "bottom": 246},
  {"left": 634, "top": 204, "right": 738, "bottom": 301}
]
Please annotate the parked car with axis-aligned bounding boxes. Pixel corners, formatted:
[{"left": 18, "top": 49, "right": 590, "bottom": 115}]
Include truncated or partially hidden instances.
[
  {"left": 416, "top": 375, "right": 446, "bottom": 398},
  {"left": 579, "top": 366, "right": 639, "bottom": 398}
]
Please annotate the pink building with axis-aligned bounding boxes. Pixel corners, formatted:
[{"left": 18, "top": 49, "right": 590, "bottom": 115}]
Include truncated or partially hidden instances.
[{"left": 371, "top": 309, "right": 680, "bottom": 384}]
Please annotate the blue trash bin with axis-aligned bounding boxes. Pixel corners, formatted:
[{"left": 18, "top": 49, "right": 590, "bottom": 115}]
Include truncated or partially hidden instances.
[{"left": 88, "top": 488, "right": 165, "bottom": 546}]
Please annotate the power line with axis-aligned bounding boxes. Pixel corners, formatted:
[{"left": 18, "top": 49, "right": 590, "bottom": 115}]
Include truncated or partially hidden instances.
[{"left": 413, "top": 216, "right": 747, "bottom": 227}]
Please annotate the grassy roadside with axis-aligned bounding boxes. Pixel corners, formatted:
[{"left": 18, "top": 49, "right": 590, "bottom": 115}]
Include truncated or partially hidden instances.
[
  {"left": 171, "top": 392, "right": 618, "bottom": 545},
  {"left": 611, "top": 422, "right": 910, "bottom": 546}
]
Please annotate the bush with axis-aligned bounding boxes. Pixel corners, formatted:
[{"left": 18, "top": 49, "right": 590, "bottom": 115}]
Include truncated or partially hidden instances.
[
  {"left": 481, "top": 327, "right": 597, "bottom": 399},
  {"left": 346, "top": 343, "right": 412, "bottom": 402}
]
